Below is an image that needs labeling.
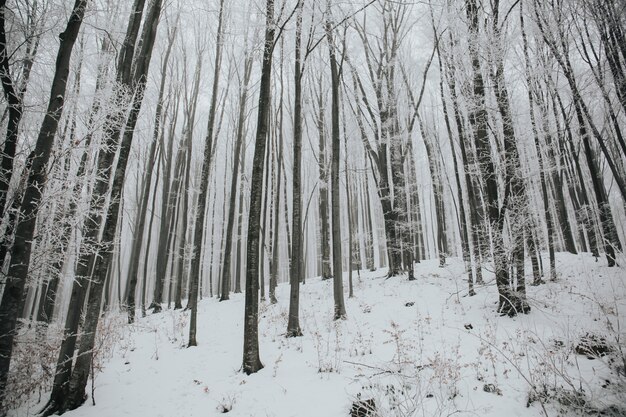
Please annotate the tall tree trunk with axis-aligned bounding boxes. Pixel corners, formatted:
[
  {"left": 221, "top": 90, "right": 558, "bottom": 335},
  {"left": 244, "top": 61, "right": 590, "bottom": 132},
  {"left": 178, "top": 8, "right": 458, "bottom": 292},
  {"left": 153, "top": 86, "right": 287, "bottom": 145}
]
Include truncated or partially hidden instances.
[
  {"left": 243, "top": 0, "right": 275, "bottom": 374},
  {"left": 206, "top": 179, "right": 218, "bottom": 298},
  {"left": 287, "top": 0, "right": 304, "bottom": 337},
  {"left": 221, "top": 49, "right": 253, "bottom": 301},
  {"left": 326, "top": 11, "right": 346, "bottom": 320},
  {"left": 362, "top": 161, "right": 376, "bottom": 270},
  {"left": 344, "top": 106, "right": 355, "bottom": 297},
  {"left": 578, "top": 19, "right": 626, "bottom": 184},
  {"left": 547, "top": 73, "right": 599, "bottom": 257},
  {"left": 465, "top": 0, "right": 515, "bottom": 315},
  {"left": 259, "top": 119, "right": 272, "bottom": 300},
  {"left": 167, "top": 153, "right": 185, "bottom": 308},
  {"left": 174, "top": 54, "right": 202, "bottom": 310},
  {"left": 282, "top": 159, "right": 292, "bottom": 262},
  {"left": 142, "top": 146, "right": 162, "bottom": 317},
  {"left": 188, "top": 0, "right": 225, "bottom": 346},
  {"left": 315, "top": 76, "right": 332, "bottom": 280},
  {"left": 151, "top": 93, "right": 181, "bottom": 312},
  {"left": 487, "top": 0, "right": 530, "bottom": 310},
  {"left": 0, "top": 0, "right": 88, "bottom": 410},
  {"left": 520, "top": 3, "right": 557, "bottom": 283},
  {"left": 126, "top": 23, "right": 176, "bottom": 322},
  {"left": 38, "top": 38, "right": 105, "bottom": 324},
  {"left": 269, "top": 77, "right": 284, "bottom": 305},
  {"left": 417, "top": 115, "right": 447, "bottom": 268},
  {"left": 0, "top": 14, "right": 40, "bottom": 272},
  {"left": 64, "top": 0, "right": 163, "bottom": 409},
  {"left": 349, "top": 68, "right": 400, "bottom": 275},
  {"left": 534, "top": 1, "right": 622, "bottom": 265},
  {"left": 442, "top": 40, "right": 484, "bottom": 284},
  {"left": 0, "top": 1, "right": 23, "bottom": 218},
  {"left": 234, "top": 148, "right": 247, "bottom": 294},
  {"left": 593, "top": 1, "right": 626, "bottom": 117},
  {"left": 173, "top": 123, "right": 193, "bottom": 310},
  {"left": 538, "top": 2, "right": 626, "bottom": 201},
  {"left": 407, "top": 152, "right": 424, "bottom": 264},
  {"left": 434, "top": 40, "right": 473, "bottom": 294}
]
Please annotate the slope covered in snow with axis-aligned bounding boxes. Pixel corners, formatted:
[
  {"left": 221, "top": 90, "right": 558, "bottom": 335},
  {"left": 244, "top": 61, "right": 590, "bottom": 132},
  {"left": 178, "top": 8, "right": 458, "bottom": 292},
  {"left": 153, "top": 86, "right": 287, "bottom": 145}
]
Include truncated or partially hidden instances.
[{"left": 14, "top": 253, "right": 626, "bottom": 416}]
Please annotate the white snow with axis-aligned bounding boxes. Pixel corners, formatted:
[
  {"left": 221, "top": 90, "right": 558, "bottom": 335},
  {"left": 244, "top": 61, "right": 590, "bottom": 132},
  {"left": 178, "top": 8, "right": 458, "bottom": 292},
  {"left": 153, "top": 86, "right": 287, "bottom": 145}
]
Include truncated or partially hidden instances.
[{"left": 13, "top": 253, "right": 626, "bottom": 416}]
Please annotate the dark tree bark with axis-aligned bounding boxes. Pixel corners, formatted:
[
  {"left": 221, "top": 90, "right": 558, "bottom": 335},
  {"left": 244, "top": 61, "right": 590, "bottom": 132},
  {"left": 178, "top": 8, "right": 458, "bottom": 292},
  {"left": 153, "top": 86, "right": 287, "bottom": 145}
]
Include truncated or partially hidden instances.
[
  {"left": 206, "top": 179, "right": 219, "bottom": 298},
  {"left": 153, "top": 99, "right": 182, "bottom": 311},
  {"left": 173, "top": 54, "right": 202, "bottom": 310},
  {"left": 519, "top": 2, "right": 557, "bottom": 283},
  {"left": 406, "top": 152, "right": 424, "bottom": 265},
  {"left": 188, "top": 0, "right": 225, "bottom": 345},
  {"left": 142, "top": 145, "right": 162, "bottom": 317},
  {"left": 326, "top": 10, "right": 346, "bottom": 320},
  {"left": 0, "top": 9, "right": 40, "bottom": 273},
  {"left": 433, "top": 37, "right": 473, "bottom": 294},
  {"left": 269, "top": 59, "right": 285, "bottom": 304},
  {"left": 281, "top": 159, "right": 292, "bottom": 263},
  {"left": 287, "top": 0, "right": 304, "bottom": 337},
  {"left": 234, "top": 146, "right": 247, "bottom": 294},
  {"left": 45, "top": 3, "right": 145, "bottom": 412},
  {"left": 0, "top": 0, "right": 88, "bottom": 410},
  {"left": 533, "top": 0, "right": 622, "bottom": 265},
  {"left": 351, "top": 5, "right": 410, "bottom": 277},
  {"left": 38, "top": 36, "right": 110, "bottom": 325},
  {"left": 482, "top": 0, "right": 530, "bottom": 311},
  {"left": 528, "top": 89, "right": 556, "bottom": 281},
  {"left": 168, "top": 127, "right": 187, "bottom": 308},
  {"left": 343, "top": 100, "right": 355, "bottom": 297},
  {"left": 417, "top": 114, "right": 448, "bottom": 269},
  {"left": 546, "top": 72, "right": 599, "bottom": 258},
  {"left": 221, "top": 49, "right": 253, "bottom": 302},
  {"left": 0, "top": 1, "right": 23, "bottom": 218},
  {"left": 173, "top": 115, "right": 194, "bottom": 309},
  {"left": 126, "top": 23, "right": 176, "bottom": 322},
  {"left": 441, "top": 37, "right": 485, "bottom": 284},
  {"left": 350, "top": 66, "right": 400, "bottom": 275},
  {"left": 151, "top": 124, "right": 179, "bottom": 311},
  {"left": 243, "top": 0, "right": 275, "bottom": 374},
  {"left": 465, "top": 0, "right": 518, "bottom": 315},
  {"left": 315, "top": 76, "right": 332, "bottom": 280},
  {"left": 64, "top": 0, "right": 163, "bottom": 409},
  {"left": 259, "top": 115, "right": 273, "bottom": 300},
  {"left": 362, "top": 161, "right": 376, "bottom": 270},
  {"left": 539, "top": 100, "right": 577, "bottom": 256},
  {"left": 591, "top": 1, "right": 626, "bottom": 117}
]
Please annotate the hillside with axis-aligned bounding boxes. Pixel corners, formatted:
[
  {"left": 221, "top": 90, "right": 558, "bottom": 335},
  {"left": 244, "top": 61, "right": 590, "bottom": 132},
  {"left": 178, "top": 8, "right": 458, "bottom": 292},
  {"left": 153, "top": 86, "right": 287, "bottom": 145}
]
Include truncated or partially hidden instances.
[{"left": 13, "top": 253, "right": 626, "bottom": 417}]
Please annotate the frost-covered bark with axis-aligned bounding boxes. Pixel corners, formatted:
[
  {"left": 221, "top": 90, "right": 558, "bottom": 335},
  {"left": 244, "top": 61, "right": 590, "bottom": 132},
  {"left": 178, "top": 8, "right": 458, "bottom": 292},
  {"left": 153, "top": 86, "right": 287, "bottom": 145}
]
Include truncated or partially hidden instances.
[
  {"left": 0, "top": 0, "right": 88, "bottom": 410},
  {"left": 63, "top": 0, "right": 164, "bottom": 409},
  {"left": 465, "top": 0, "right": 517, "bottom": 315}
]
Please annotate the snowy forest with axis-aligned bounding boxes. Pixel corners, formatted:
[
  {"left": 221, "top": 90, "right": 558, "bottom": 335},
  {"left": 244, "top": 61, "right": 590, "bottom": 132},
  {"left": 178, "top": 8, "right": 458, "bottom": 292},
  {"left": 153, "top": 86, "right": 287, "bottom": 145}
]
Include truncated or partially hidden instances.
[{"left": 0, "top": 0, "right": 625, "bottom": 416}]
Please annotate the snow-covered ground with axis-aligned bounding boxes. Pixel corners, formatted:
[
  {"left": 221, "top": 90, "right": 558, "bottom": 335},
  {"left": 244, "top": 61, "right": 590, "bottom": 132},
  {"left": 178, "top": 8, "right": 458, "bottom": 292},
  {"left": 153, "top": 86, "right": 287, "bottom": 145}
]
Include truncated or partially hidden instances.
[{"left": 14, "top": 253, "right": 626, "bottom": 416}]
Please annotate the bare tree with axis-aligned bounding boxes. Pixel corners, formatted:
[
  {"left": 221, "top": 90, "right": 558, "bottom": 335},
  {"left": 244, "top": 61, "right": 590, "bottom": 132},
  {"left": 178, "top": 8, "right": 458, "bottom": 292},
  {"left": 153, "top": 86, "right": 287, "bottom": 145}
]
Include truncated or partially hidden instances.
[
  {"left": 188, "top": 0, "right": 226, "bottom": 345},
  {"left": 221, "top": 41, "right": 253, "bottom": 302},
  {"left": 62, "top": 0, "right": 164, "bottom": 409},
  {"left": 326, "top": 3, "right": 346, "bottom": 320},
  {"left": 0, "top": 0, "right": 88, "bottom": 409},
  {"left": 287, "top": 0, "right": 304, "bottom": 337},
  {"left": 243, "top": 0, "right": 275, "bottom": 374},
  {"left": 126, "top": 18, "right": 178, "bottom": 322}
]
